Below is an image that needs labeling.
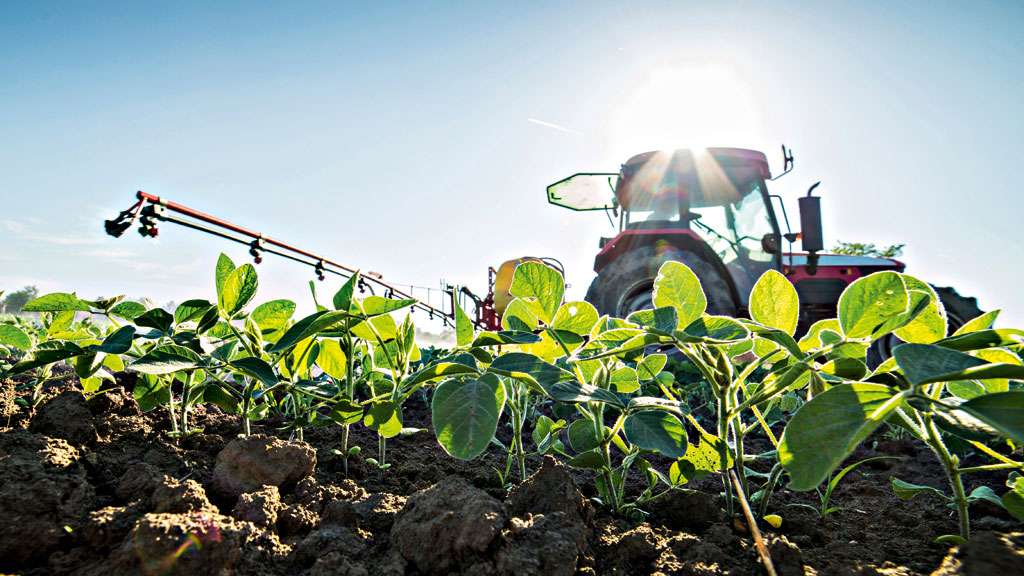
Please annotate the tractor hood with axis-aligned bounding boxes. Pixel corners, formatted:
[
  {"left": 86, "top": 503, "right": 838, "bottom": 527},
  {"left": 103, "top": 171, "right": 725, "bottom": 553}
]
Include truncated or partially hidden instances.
[{"left": 786, "top": 253, "right": 906, "bottom": 271}]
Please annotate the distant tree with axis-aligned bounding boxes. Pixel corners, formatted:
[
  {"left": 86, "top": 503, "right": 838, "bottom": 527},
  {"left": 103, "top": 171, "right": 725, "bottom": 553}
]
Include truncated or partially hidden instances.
[
  {"left": 832, "top": 241, "right": 905, "bottom": 258},
  {"left": 1, "top": 285, "right": 40, "bottom": 313}
]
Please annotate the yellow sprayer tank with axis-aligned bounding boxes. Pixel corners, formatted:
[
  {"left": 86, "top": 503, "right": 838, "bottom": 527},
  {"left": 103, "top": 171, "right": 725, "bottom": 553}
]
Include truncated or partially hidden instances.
[{"left": 492, "top": 257, "right": 563, "bottom": 316}]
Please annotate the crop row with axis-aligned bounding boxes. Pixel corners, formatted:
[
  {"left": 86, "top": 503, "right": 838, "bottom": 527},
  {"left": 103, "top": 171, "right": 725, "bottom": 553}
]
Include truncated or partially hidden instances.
[{"left": 2, "top": 255, "right": 1024, "bottom": 543}]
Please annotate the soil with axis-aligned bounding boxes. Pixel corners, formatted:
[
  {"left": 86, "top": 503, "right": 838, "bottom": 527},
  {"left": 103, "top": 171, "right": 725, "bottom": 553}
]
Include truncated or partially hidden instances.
[{"left": 1, "top": 374, "right": 1022, "bottom": 576}]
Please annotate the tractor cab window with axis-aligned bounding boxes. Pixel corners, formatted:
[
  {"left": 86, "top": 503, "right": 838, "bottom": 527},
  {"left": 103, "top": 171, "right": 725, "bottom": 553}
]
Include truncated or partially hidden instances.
[{"left": 690, "top": 180, "right": 776, "bottom": 299}]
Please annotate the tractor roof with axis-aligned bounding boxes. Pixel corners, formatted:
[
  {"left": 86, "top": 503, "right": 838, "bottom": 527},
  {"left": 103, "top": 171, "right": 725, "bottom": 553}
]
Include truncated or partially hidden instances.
[{"left": 617, "top": 148, "right": 771, "bottom": 211}]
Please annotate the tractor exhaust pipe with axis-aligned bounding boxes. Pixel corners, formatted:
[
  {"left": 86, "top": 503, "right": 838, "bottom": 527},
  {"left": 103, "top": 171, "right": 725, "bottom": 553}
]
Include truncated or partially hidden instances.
[{"left": 799, "top": 182, "right": 823, "bottom": 275}]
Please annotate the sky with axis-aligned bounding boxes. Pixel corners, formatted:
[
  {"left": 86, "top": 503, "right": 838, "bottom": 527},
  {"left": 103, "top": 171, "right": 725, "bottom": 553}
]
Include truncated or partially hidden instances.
[{"left": 2, "top": 0, "right": 1023, "bottom": 333}]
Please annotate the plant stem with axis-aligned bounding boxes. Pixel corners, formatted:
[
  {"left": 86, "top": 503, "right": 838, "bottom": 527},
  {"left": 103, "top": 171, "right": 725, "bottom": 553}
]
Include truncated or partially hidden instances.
[
  {"left": 378, "top": 435, "right": 387, "bottom": 484},
  {"left": 718, "top": 394, "right": 735, "bottom": 520},
  {"left": 340, "top": 424, "right": 350, "bottom": 476},
  {"left": 924, "top": 414, "right": 970, "bottom": 540}
]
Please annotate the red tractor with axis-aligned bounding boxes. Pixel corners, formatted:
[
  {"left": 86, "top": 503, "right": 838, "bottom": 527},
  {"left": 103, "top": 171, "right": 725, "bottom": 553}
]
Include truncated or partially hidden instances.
[{"left": 547, "top": 147, "right": 981, "bottom": 339}]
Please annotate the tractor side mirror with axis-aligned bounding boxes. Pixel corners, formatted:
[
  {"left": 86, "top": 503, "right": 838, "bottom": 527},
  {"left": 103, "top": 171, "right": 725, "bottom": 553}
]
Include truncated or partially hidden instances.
[
  {"left": 798, "top": 182, "right": 823, "bottom": 274},
  {"left": 761, "top": 233, "right": 780, "bottom": 254}
]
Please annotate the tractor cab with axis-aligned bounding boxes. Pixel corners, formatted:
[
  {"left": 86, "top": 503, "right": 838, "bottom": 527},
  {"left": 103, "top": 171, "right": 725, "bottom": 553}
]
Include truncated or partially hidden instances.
[{"left": 549, "top": 148, "right": 784, "bottom": 312}]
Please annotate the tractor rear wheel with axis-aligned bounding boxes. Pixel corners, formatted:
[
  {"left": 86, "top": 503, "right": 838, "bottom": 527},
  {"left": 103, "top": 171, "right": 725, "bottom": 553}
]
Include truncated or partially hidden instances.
[
  {"left": 867, "top": 285, "right": 983, "bottom": 367},
  {"left": 585, "top": 246, "right": 736, "bottom": 319}
]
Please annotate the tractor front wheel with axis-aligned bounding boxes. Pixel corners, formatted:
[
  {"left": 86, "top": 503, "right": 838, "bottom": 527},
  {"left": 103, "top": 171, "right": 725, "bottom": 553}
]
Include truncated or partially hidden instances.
[{"left": 585, "top": 246, "right": 736, "bottom": 319}]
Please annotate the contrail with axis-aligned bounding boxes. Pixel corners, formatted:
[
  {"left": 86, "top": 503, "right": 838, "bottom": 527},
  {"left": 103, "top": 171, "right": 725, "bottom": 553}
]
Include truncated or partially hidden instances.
[{"left": 528, "top": 118, "right": 581, "bottom": 135}]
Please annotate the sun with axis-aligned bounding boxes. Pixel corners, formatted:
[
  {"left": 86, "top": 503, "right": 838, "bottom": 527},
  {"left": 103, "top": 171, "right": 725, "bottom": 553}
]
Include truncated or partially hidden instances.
[{"left": 607, "top": 63, "right": 765, "bottom": 160}]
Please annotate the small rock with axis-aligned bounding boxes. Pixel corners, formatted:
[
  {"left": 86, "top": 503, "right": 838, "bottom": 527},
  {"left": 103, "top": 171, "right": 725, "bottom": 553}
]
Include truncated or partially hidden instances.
[
  {"left": 208, "top": 434, "right": 316, "bottom": 501},
  {"left": 232, "top": 485, "right": 282, "bottom": 528},
  {"left": 30, "top": 390, "right": 97, "bottom": 445},
  {"left": 108, "top": 512, "right": 245, "bottom": 575},
  {"left": 390, "top": 478, "right": 507, "bottom": 576},
  {"left": 86, "top": 388, "right": 139, "bottom": 417},
  {"left": 152, "top": 476, "right": 215, "bottom": 514},
  {"left": 508, "top": 456, "right": 592, "bottom": 525}
]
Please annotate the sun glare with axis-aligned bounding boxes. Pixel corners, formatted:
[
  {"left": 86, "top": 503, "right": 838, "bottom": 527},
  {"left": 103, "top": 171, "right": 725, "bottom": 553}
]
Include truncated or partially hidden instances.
[{"left": 607, "top": 63, "right": 764, "bottom": 160}]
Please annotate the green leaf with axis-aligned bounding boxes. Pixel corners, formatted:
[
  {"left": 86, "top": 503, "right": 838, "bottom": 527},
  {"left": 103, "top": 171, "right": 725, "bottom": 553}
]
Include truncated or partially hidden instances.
[
  {"left": 683, "top": 315, "right": 751, "bottom": 342},
  {"left": 622, "top": 411, "right": 687, "bottom": 458},
  {"left": 552, "top": 301, "right": 599, "bottom": 336},
  {"left": 501, "top": 298, "right": 540, "bottom": 331},
  {"left": 81, "top": 294, "right": 125, "bottom": 311},
  {"left": 837, "top": 271, "right": 910, "bottom": 339},
  {"left": 174, "top": 300, "right": 215, "bottom": 325},
  {"left": 652, "top": 261, "right": 706, "bottom": 327},
  {"left": 937, "top": 329, "right": 1024, "bottom": 352},
  {"left": 204, "top": 385, "right": 239, "bottom": 414},
  {"left": 895, "top": 343, "right": 1024, "bottom": 386},
  {"left": 8, "top": 340, "right": 85, "bottom": 374},
  {"left": 894, "top": 277, "right": 946, "bottom": 343},
  {"left": 750, "top": 270, "right": 800, "bottom": 336},
  {"left": 134, "top": 308, "right": 174, "bottom": 334},
  {"left": 364, "top": 400, "right": 403, "bottom": 438},
  {"left": 627, "top": 306, "right": 680, "bottom": 334},
  {"left": 747, "top": 325, "right": 804, "bottom": 359},
  {"left": 779, "top": 383, "right": 905, "bottom": 490},
  {"left": 215, "top": 253, "right": 235, "bottom": 295},
  {"left": 330, "top": 399, "right": 363, "bottom": 425},
  {"left": 1002, "top": 476, "right": 1024, "bottom": 521},
  {"left": 509, "top": 261, "right": 564, "bottom": 325},
  {"left": 637, "top": 354, "right": 668, "bottom": 380},
  {"left": 567, "top": 449, "right": 606, "bottom": 470},
  {"left": 549, "top": 380, "right": 624, "bottom": 407},
  {"left": 0, "top": 325, "right": 32, "bottom": 351},
  {"left": 270, "top": 311, "right": 348, "bottom": 353},
  {"left": 87, "top": 325, "right": 136, "bottom": 354},
  {"left": 959, "top": 391, "right": 1024, "bottom": 444},
  {"left": 626, "top": 396, "right": 689, "bottom": 416},
  {"left": 670, "top": 433, "right": 733, "bottom": 485},
  {"left": 230, "top": 356, "right": 277, "bottom": 387},
  {"left": 432, "top": 374, "right": 506, "bottom": 460},
  {"left": 487, "top": 352, "right": 575, "bottom": 392},
  {"left": 316, "top": 340, "right": 347, "bottom": 380},
  {"left": 46, "top": 310, "right": 75, "bottom": 336},
  {"left": 608, "top": 366, "right": 640, "bottom": 393},
  {"left": 109, "top": 301, "right": 146, "bottom": 320},
  {"left": 218, "top": 264, "right": 259, "bottom": 318},
  {"left": 22, "top": 293, "right": 91, "bottom": 312},
  {"left": 128, "top": 344, "right": 203, "bottom": 375},
  {"left": 890, "top": 477, "right": 949, "bottom": 501},
  {"left": 454, "top": 296, "right": 474, "bottom": 348},
  {"left": 471, "top": 330, "right": 542, "bottom": 347},
  {"left": 568, "top": 419, "right": 601, "bottom": 452},
  {"left": 251, "top": 299, "right": 296, "bottom": 334},
  {"left": 953, "top": 310, "right": 1000, "bottom": 335},
  {"left": 333, "top": 272, "right": 360, "bottom": 312},
  {"left": 134, "top": 374, "right": 169, "bottom": 412},
  {"left": 361, "top": 296, "right": 416, "bottom": 317},
  {"left": 405, "top": 362, "right": 481, "bottom": 388}
]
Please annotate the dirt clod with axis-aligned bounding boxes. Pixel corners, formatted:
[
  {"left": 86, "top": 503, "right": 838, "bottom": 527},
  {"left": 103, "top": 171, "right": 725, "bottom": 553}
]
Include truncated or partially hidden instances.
[
  {"left": 650, "top": 488, "right": 723, "bottom": 532},
  {"left": 152, "top": 476, "right": 216, "bottom": 514},
  {"left": 209, "top": 434, "right": 316, "bottom": 501},
  {"left": 29, "top": 390, "right": 97, "bottom": 445},
  {"left": 0, "top": 378, "right": 16, "bottom": 418},
  {"left": 391, "top": 477, "right": 507, "bottom": 575},
  {"left": 233, "top": 485, "right": 282, "bottom": 528},
  {"left": 508, "top": 455, "right": 593, "bottom": 525},
  {"left": 930, "top": 531, "right": 1024, "bottom": 575},
  {"left": 768, "top": 535, "right": 806, "bottom": 576}
]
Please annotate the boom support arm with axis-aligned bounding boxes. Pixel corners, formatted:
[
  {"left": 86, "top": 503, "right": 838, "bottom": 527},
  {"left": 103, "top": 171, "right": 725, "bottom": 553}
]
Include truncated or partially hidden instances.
[{"left": 105, "top": 191, "right": 459, "bottom": 327}]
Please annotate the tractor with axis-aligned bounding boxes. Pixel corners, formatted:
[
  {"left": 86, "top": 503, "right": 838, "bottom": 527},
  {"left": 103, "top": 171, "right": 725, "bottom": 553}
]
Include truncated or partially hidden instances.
[{"left": 546, "top": 147, "right": 981, "bottom": 343}]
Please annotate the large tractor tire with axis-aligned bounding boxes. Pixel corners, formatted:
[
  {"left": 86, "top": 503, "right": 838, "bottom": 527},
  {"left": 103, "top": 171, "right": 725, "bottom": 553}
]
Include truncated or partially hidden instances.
[
  {"left": 867, "top": 285, "right": 984, "bottom": 367},
  {"left": 585, "top": 246, "right": 736, "bottom": 319}
]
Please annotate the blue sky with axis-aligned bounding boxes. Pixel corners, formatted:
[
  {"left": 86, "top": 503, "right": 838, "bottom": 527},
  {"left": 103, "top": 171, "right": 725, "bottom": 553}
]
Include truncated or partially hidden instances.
[{"left": 2, "top": 1, "right": 1022, "bottom": 331}]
